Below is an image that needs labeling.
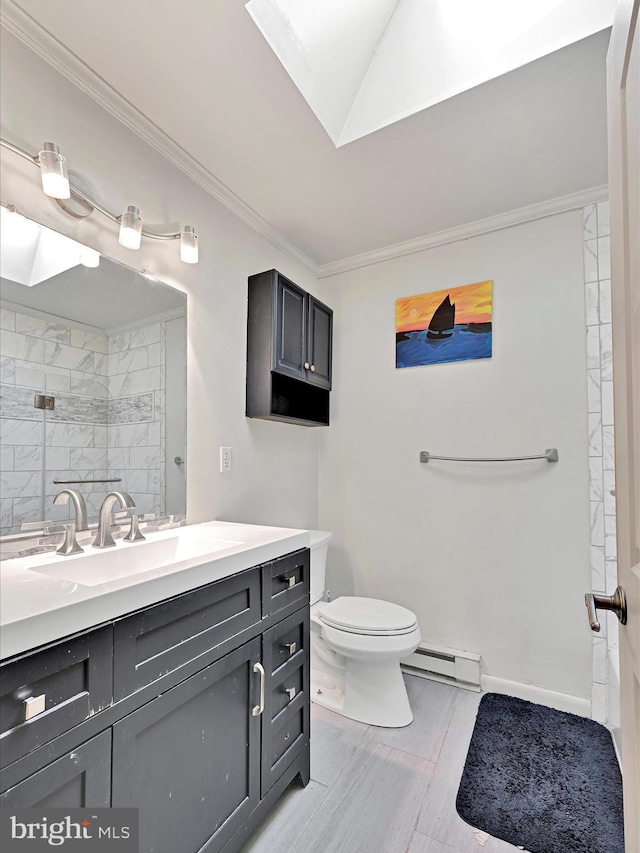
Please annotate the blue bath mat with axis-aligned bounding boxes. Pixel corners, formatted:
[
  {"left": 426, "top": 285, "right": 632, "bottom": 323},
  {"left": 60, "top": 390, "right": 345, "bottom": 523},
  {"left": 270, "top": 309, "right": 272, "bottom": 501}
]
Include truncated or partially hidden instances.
[{"left": 456, "top": 693, "right": 624, "bottom": 853}]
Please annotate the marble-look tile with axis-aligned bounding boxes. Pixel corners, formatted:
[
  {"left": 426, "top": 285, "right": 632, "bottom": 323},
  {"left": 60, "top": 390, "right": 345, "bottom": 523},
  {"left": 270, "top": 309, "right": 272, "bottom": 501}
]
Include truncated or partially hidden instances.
[
  {"left": 597, "top": 200, "right": 610, "bottom": 237},
  {"left": 107, "top": 353, "right": 119, "bottom": 376},
  {"left": 110, "top": 366, "right": 161, "bottom": 398},
  {"left": 94, "top": 353, "right": 107, "bottom": 376},
  {"left": 584, "top": 280, "right": 599, "bottom": 326},
  {"left": 599, "top": 279, "right": 612, "bottom": 324},
  {"left": 118, "top": 348, "right": 148, "bottom": 374},
  {"left": 582, "top": 203, "right": 598, "bottom": 240},
  {"left": 590, "top": 545, "right": 606, "bottom": 593},
  {"left": 48, "top": 393, "right": 108, "bottom": 425},
  {"left": 601, "top": 380, "right": 614, "bottom": 426},
  {"left": 108, "top": 423, "right": 149, "bottom": 448},
  {"left": 606, "top": 560, "right": 618, "bottom": 596},
  {"left": 604, "top": 470, "right": 616, "bottom": 515},
  {"left": 592, "top": 682, "right": 606, "bottom": 724},
  {"left": 94, "top": 425, "right": 108, "bottom": 447},
  {"left": 0, "top": 330, "right": 44, "bottom": 363},
  {"left": 128, "top": 493, "right": 155, "bottom": 515},
  {"left": 14, "top": 362, "right": 45, "bottom": 391},
  {"left": 124, "top": 470, "right": 148, "bottom": 494},
  {"left": 602, "top": 426, "right": 615, "bottom": 469},
  {"left": 70, "top": 328, "right": 108, "bottom": 354},
  {"left": 587, "top": 369, "right": 601, "bottom": 413},
  {"left": 44, "top": 340, "right": 95, "bottom": 373},
  {"left": 605, "top": 515, "right": 617, "bottom": 560},
  {"left": 1, "top": 445, "right": 13, "bottom": 473},
  {"left": 108, "top": 393, "right": 153, "bottom": 425},
  {"left": 369, "top": 676, "right": 457, "bottom": 762},
  {"left": 147, "top": 467, "right": 162, "bottom": 495},
  {"left": 297, "top": 740, "right": 434, "bottom": 853},
  {"left": 585, "top": 325, "right": 600, "bottom": 370},
  {"left": 0, "top": 471, "right": 42, "bottom": 498},
  {"left": 590, "top": 501, "right": 605, "bottom": 546},
  {"left": 0, "top": 356, "right": 15, "bottom": 384},
  {"left": 592, "top": 636, "right": 607, "bottom": 684},
  {"left": 583, "top": 238, "right": 598, "bottom": 283},
  {"left": 14, "top": 445, "right": 43, "bottom": 471},
  {"left": 70, "top": 371, "right": 108, "bottom": 399},
  {"left": 69, "top": 447, "right": 109, "bottom": 470},
  {"left": 108, "top": 447, "right": 130, "bottom": 469},
  {"left": 129, "top": 447, "right": 161, "bottom": 469},
  {"left": 589, "top": 457, "right": 603, "bottom": 501},
  {"left": 146, "top": 342, "right": 164, "bottom": 368},
  {"left": 46, "top": 422, "right": 95, "bottom": 448},
  {"left": 0, "top": 498, "right": 12, "bottom": 528},
  {"left": 148, "top": 421, "right": 161, "bottom": 445},
  {"left": 15, "top": 313, "right": 70, "bottom": 344},
  {"left": 0, "top": 308, "right": 16, "bottom": 331},
  {"left": 600, "top": 323, "right": 613, "bottom": 381},
  {"left": 587, "top": 412, "right": 602, "bottom": 456},
  {"left": 0, "top": 418, "right": 43, "bottom": 445},
  {"left": 0, "top": 384, "right": 41, "bottom": 420},
  {"left": 129, "top": 324, "right": 161, "bottom": 349},
  {"left": 598, "top": 236, "right": 611, "bottom": 280},
  {"left": 109, "top": 331, "right": 130, "bottom": 353},
  {"left": 408, "top": 832, "right": 461, "bottom": 853},
  {"left": 45, "top": 366, "right": 71, "bottom": 394},
  {"left": 46, "top": 447, "right": 70, "bottom": 469},
  {"left": 11, "top": 496, "right": 43, "bottom": 528},
  {"left": 239, "top": 781, "right": 329, "bottom": 853}
]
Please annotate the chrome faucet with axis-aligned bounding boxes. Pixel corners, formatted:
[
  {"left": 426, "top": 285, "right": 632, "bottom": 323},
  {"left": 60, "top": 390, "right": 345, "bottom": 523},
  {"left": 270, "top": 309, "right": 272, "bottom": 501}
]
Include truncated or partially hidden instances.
[
  {"left": 93, "top": 492, "right": 135, "bottom": 549},
  {"left": 53, "top": 489, "right": 89, "bottom": 532}
]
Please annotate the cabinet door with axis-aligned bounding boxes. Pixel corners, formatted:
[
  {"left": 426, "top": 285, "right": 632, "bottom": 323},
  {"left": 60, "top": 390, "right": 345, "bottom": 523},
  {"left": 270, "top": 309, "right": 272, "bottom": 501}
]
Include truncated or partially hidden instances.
[
  {"left": 0, "top": 730, "right": 111, "bottom": 808},
  {"left": 306, "top": 296, "right": 332, "bottom": 389},
  {"left": 112, "top": 638, "right": 261, "bottom": 853},
  {"left": 273, "top": 275, "right": 307, "bottom": 381}
]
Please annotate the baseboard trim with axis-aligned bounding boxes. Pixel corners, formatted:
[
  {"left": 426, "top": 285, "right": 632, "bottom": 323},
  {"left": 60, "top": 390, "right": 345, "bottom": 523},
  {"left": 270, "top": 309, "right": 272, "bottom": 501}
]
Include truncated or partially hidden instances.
[{"left": 481, "top": 675, "right": 591, "bottom": 719}]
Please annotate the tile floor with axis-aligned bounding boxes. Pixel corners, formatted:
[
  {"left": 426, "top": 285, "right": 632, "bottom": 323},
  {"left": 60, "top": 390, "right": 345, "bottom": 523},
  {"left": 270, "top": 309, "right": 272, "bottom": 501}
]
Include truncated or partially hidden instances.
[{"left": 240, "top": 675, "right": 521, "bottom": 853}]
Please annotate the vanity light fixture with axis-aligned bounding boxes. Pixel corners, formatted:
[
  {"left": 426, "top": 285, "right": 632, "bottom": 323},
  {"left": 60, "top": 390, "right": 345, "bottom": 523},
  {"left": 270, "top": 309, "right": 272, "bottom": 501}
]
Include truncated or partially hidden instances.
[
  {"left": 79, "top": 245, "right": 100, "bottom": 268},
  {"left": 0, "top": 137, "right": 200, "bottom": 264},
  {"left": 180, "top": 225, "right": 198, "bottom": 264},
  {"left": 37, "top": 142, "right": 70, "bottom": 199},
  {"left": 118, "top": 205, "right": 143, "bottom": 250}
]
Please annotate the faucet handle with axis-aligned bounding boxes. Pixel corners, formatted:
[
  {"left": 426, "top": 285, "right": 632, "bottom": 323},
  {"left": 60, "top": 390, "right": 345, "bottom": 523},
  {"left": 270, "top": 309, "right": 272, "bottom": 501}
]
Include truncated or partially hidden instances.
[
  {"left": 124, "top": 514, "right": 146, "bottom": 543},
  {"left": 21, "top": 520, "right": 54, "bottom": 535},
  {"left": 50, "top": 523, "right": 84, "bottom": 556},
  {"left": 110, "top": 509, "right": 133, "bottom": 525}
]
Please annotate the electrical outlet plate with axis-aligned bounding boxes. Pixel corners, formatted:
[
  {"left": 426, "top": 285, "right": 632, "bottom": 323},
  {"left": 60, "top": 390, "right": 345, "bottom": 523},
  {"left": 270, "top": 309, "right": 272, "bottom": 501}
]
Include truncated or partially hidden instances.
[{"left": 220, "top": 446, "right": 232, "bottom": 473}]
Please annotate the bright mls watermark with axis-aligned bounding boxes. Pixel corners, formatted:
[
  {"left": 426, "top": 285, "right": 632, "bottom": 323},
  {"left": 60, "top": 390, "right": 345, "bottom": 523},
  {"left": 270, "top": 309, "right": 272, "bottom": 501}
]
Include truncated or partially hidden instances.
[{"left": 0, "top": 809, "right": 138, "bottom": 851}]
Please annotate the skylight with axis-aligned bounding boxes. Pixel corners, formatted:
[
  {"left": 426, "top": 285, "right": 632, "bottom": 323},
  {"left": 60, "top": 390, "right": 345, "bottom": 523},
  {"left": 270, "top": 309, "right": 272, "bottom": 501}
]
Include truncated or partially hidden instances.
[{"left": 246, "top": 0, "right": 616, "bottom": 146}]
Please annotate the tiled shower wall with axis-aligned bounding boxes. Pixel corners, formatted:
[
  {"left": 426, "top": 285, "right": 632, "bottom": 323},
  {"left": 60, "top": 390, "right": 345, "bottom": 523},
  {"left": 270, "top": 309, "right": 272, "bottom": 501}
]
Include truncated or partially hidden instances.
[
  {"left": 0, "top": 304, "right": 166, "bottom": 534},
  {"left": 582, "top": 201, "right": 618, "bottom": 725}
]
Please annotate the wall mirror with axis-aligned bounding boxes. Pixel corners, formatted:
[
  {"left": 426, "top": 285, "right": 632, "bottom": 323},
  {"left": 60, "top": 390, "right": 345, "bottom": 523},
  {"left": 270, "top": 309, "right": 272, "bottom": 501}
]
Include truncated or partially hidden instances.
[{"left": 0, "top": 207, "right": 187, "bottom": 538}]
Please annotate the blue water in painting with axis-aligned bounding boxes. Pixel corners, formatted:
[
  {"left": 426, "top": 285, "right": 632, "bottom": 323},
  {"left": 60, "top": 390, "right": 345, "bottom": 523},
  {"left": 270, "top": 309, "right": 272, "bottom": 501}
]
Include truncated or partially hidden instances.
[{"left": 396, "top": 325, "right": 492, "bottom": 368}]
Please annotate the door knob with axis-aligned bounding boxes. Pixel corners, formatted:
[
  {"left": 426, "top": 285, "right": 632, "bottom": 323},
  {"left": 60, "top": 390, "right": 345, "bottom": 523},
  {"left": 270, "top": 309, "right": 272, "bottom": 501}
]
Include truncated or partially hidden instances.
[
  {"left": 174, "top": 456, "right": 184, "bottom": 465},
  {"left": 304, "top": 362, "right": 310, "bottom": 370},
  {"left": 585, "top": 587, "right": 627, "bottom": 632}
]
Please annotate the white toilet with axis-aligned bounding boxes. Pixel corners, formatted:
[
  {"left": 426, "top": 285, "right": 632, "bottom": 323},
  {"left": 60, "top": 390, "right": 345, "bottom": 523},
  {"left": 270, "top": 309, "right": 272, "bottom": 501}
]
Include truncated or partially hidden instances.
[{"left": 309, "top": 530, "right": 421, "bottom": 728}]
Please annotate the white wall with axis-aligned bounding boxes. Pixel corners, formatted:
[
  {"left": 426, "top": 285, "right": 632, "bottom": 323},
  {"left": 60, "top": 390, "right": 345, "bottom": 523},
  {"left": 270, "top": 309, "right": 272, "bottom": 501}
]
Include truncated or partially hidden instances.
[
  {"left": 318, "top": 213, "right": 592, "bottom": 701},
  {"left": 0, "top": 30, "right": 320, "bottom": 531}
]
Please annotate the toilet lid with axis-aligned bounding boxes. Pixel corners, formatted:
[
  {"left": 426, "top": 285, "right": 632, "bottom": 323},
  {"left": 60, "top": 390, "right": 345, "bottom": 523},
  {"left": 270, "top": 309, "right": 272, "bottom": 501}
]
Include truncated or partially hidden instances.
[{"left": 318, "top": 597, "right": 418, "bottom": 635}]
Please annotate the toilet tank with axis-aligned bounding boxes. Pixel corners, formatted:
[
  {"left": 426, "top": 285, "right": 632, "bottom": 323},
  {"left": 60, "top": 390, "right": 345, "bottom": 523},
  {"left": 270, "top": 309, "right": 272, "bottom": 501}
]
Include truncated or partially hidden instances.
[{"left": 308, "top": 530, "right": 332, "bottom": 604}]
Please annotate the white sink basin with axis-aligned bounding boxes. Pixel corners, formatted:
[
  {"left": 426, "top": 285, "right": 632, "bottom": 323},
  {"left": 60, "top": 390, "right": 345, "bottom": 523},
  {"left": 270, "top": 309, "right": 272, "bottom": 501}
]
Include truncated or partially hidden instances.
[{"left": 29, "top": 534, "right": 242, "bottom": 587}]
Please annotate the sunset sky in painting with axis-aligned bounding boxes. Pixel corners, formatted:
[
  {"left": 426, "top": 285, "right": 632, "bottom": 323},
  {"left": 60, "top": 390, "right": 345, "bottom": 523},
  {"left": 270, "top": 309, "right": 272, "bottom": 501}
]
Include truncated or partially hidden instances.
[{"left": 396, "top": 280, "right": 493, "bottom": 332}]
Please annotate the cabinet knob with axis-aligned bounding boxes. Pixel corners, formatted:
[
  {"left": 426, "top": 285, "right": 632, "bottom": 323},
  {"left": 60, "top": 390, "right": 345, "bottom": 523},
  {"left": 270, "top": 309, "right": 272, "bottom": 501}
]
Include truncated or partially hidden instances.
[
  {"left": 310, "top": 364, "right": 316, "bottom": 372},
  {"left": 285, "top": 687, "right": 296, "bottom": 701},
  {"left": 24, "top": 694, "right": 46, "bottom": 721},
  {"left": 304, "top": 362, "right": 310, "bottom": 370},
  {"left": 284, "top": 642, "right": 297, "bottom": 655}
]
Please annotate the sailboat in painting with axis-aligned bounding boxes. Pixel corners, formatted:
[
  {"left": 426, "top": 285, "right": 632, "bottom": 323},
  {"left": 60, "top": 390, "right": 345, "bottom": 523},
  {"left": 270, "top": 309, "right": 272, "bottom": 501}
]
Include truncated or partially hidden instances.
[{"left": 426, "top": 294, "right": 455, "bottom": 339}]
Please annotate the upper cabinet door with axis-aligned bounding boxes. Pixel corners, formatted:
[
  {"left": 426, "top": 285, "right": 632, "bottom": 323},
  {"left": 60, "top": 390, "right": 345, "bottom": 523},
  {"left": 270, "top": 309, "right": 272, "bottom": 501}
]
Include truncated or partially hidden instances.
[
  {"left": 273, "top": 276, "right": 307, "bottom": 381},
  {"left": 306, "top": 297, "right": 332, "bottom": 390}
]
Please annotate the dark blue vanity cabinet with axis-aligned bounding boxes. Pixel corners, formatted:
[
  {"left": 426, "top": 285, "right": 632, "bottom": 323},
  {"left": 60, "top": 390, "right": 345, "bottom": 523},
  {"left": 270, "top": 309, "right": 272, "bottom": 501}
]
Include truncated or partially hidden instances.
[
  {"left": 246, "top": 269, "right": 333, "bottom": 425},
  {"left": 0, "top": 549, "right": 311, "bottom": 853}
]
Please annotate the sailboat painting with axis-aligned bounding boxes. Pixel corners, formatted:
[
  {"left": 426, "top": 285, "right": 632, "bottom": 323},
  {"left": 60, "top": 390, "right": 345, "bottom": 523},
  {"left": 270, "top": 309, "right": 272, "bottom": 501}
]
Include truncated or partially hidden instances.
[{"left": 396, "top": 280, "right": 493, "bottom": 368}]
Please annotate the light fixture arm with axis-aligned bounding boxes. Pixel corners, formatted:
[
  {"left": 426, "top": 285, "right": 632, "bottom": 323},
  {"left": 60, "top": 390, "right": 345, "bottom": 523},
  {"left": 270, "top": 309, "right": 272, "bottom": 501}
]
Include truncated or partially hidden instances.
[{"left": 0, "top": 137, "right": 190, "bottom": 244}]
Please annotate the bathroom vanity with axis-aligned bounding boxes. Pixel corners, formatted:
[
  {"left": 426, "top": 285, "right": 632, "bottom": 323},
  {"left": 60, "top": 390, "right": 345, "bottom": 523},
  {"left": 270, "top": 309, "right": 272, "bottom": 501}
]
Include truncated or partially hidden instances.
[{"left": 0, "top": 522, "right": 311, "bottom": 853}]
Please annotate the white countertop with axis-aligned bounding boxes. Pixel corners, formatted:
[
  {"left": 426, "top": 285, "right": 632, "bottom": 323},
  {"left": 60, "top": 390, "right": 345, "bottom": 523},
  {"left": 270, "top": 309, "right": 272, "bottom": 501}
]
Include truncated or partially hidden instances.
[{"left": 0, "top": 521, "right": 309, "bottom": 660}]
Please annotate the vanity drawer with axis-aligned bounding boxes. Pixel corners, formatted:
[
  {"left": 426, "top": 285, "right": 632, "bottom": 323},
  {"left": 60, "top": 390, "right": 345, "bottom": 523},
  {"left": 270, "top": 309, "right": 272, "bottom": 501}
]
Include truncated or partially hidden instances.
[
  {"left": 262, "top": 549, "right": 309, "bottom": 617},
  {"left": 113, "top": 567, "right": 261, "bottom": 699},
  {"left": 0, "top": 627, "right": 113, "bottom": 769}
]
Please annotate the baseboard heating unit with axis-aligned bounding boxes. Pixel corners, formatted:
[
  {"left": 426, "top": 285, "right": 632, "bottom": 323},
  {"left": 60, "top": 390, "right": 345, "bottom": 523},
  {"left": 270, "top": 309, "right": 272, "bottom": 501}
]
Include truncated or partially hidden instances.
[{"left": 401, "top": 643, "right": 481, "bottom": 691}]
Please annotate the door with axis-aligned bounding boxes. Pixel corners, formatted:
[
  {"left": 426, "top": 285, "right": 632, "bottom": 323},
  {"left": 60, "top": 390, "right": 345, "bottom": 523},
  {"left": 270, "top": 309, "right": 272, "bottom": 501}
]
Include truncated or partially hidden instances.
[
  {"left": 607, "top": 1, "right": 640, "bottom": 848},
  {"left": 112, "top": 639, "right": 261, "bottom": 853},
  {"left": 306, "top": 296, "right": 333, "bottom": 390},
  {"left": 164, "top": 315, "right": 186, "bottom": 516},
  {"left": 273, "top": 275, "right": 307, "bottom": 381}
]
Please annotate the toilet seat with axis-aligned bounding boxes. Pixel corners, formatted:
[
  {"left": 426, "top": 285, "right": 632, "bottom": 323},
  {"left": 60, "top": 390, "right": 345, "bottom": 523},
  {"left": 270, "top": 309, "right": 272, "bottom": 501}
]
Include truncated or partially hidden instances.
[{"left": 318, "top": 596, "right": 418, "bottom": 636}]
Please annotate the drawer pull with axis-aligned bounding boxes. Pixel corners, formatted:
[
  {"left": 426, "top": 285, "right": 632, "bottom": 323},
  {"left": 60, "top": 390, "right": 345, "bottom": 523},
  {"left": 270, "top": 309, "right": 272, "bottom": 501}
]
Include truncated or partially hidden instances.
[
  {"left": 284, "top": 642, "right": 297, "bottom": 655},
  {"left": 252, "top": 662, "right": 265, "bottom": 717},
  {"left": 285, "top": 686, "right": 296, "bottom": 701},
  {"left": 24, "top": 695, "right": 46, "bottom": 721},
  {"left": 280, "top": 574, "right": 296, "bottom": 588}
]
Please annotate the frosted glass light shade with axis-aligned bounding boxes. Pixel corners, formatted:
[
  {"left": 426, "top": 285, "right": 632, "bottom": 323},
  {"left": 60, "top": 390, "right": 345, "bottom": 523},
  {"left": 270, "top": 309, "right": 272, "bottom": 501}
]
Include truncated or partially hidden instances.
[
  {"left": 38, "top": 142, "right": 70, "bottom": 199},
  {"left": 79, "top": 246, "right": 100, "bottom": 268},
  {"left": 180, "top": 226, "right": 198, "bottom": 263},
  {"left": 119, "top": 205, "right": 142, "bottom": 250}
]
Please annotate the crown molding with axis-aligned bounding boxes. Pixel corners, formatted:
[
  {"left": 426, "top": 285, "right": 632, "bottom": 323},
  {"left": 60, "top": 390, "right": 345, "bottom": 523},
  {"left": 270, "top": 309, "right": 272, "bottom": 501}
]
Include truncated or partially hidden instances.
[
  {"left": 0, "top": 2, "right": 320, "bottom": 278},
  {"left": 316, "top": 184, "right": 609, "bottom": 278}
]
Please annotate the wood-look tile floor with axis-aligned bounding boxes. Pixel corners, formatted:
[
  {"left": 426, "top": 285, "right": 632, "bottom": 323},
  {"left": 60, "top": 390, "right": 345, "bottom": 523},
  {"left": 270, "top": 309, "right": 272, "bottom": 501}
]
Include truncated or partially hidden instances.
[{"left": 240, "top": 676, "right": 522, "bottom": 853}]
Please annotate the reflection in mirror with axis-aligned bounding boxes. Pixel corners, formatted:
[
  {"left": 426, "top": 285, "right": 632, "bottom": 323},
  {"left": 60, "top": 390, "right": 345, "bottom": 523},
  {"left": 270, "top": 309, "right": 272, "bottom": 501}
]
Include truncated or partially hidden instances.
[{"left": 0, "top": 208, "right": 186, "bottom": 538}]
